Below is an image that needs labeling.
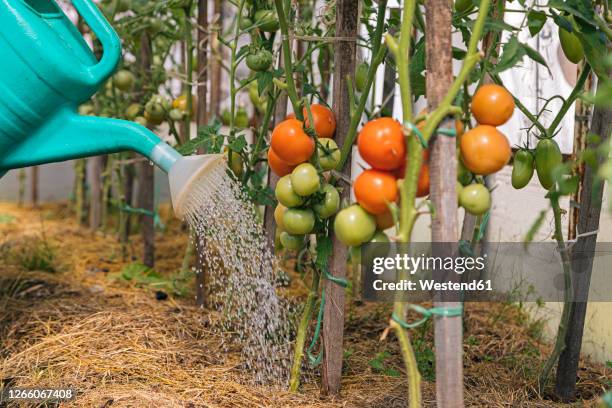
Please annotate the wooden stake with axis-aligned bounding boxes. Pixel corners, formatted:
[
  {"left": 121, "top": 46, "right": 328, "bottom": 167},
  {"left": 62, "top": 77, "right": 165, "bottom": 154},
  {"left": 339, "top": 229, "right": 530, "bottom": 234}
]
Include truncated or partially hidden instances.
[
  {"left": 30, "top": 166, "right": 39, "bottom": 208},
  {"left": 139, "top": 32, "right": 155, "bottom": 268},
  {"left": 209, "top": 0, "right": 223, "bottom": 120},
  {"left": 321, "top": 0, "right": 358, "bottom": 397},
  {"left": 195, "top": 0, "right": 209, "bottom": 307},
  {"left": 555, "top": 95, "right": 611, "bottom": 401},
  {"left": 426, "top": 1, "right": 463, "bottom": 406}
]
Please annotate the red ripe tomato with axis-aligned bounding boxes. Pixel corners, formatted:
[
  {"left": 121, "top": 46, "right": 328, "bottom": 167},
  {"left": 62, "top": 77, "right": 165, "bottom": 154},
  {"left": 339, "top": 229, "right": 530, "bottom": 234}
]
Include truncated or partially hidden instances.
[
  {"left": 357, "top": 117, "right": 405, "bottom": 171},
  {"left": 271, "top": 119, "right": 315, "bottom": 165},
  {"left": 394, "top": 160, "right": 430, "bottom": 198},
  {"left": 375, "top": 210, "right": 395, "bottom": 230},
  {"left": 354, "top": 169, "right": 398, "bottom": 214},
  {"left": 268, "top": 148, "right": 295, "bottom": 176},
  {"left": 305, "top": 104, "right": 336, "bottom": 138}
]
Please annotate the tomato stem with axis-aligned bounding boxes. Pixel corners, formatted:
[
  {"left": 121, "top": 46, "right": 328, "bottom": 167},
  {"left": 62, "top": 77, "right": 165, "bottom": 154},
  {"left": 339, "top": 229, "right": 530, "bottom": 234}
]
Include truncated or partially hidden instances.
[
  {"left": 274, "top": 0, "right": 304, "bottom": 121},
  {"left": 289, "top": 268, "right": 321, "bottom": 392}
]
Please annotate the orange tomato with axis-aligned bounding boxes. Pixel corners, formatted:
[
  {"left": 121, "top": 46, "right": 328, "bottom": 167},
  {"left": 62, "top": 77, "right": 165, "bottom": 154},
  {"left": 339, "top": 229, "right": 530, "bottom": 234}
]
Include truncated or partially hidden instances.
[
  {"left": 286, "top": 104, "right": 337, "bottom": 138},
  {"left": 394, "top": 160, "right": 430, "bottom": 198},
  {"left": 305, "top": 104, "right": 336, "bottom": 138},
  {"left": 416, "top": 163, "right": 430, "bottom": 197},
  {"left": 354, "top": 169, "right": 398, "bottom": 215},
  {"left": 460, "top": 125, "right": 511, "bottom": 175},
  {"left": 357, "top": 117, "right": 406, "bottom": 171},
  {"left": 375, "top": 210, "right": 395, "bottom": 230},
  {"left": 271, "top": 119, "right": 315, "bottom": 165},
  {"left": 470, "top": 84, "right": 515, "bottom": 126},
  {"left": 268, "top": 148, "right": 296, "bottom": 176}
]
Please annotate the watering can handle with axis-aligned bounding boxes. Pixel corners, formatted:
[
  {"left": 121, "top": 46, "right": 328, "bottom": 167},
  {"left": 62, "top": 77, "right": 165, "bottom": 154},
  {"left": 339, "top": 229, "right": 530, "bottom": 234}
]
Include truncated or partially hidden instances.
[{"left": 71, "top": 0, "right": 121, "bottom": 84}]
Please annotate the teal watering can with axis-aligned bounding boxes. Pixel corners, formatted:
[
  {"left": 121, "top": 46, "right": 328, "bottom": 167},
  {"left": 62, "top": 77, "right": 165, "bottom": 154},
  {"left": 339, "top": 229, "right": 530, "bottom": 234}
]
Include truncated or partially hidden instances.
[{"left": 0, "top": 0, "right": 223, "bottom": 218}]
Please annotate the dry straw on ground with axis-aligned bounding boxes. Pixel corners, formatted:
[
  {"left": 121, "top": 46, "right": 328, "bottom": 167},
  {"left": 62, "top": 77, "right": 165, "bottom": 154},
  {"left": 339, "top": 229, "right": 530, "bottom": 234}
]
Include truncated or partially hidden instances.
[{"left": 0, "top": 203, "right": 608, "bottom": 407}]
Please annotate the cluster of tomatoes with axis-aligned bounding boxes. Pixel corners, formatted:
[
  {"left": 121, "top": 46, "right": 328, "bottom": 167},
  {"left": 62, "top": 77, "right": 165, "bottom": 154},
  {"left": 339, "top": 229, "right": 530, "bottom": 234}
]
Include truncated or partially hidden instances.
[
  {"left": 270, "top": 104, "right": 341, "bottom": 250},
  {"left": 333, "top": 118, "right": 416, "bottom": 247},
  {"left": 457, "top": 84, "right": 514, "bottom": 215}
]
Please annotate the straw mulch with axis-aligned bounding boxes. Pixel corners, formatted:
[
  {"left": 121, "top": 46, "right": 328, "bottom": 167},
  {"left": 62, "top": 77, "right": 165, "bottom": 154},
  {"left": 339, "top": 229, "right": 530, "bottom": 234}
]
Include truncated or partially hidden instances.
[{"left": 0, "top": 202, "right": 609, "bottom": 407}]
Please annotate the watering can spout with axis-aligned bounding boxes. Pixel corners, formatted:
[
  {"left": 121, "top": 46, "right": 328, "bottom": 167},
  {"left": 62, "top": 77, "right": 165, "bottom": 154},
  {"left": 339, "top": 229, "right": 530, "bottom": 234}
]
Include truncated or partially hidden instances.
[{"left": 0, "top": 108, "right": 224, "bottom": 219}]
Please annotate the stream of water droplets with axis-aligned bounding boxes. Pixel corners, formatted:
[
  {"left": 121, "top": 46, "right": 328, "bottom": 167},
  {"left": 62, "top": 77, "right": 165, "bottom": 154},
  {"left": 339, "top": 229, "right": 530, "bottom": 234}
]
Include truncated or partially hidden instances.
[{"left": 182, "top": 162, "right": 292, "bottom": 386}]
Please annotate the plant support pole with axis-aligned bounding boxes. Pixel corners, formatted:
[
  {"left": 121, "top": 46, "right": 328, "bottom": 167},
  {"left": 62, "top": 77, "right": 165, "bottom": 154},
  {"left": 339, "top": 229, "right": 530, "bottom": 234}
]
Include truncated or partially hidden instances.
[{"left": 321, "top": 0, "right": 358, "bottom": 396}]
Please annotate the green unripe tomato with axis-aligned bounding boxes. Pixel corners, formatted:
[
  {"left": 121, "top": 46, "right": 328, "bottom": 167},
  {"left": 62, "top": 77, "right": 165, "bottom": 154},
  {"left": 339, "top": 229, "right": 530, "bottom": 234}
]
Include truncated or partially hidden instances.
[
  {"left": 317, "top": 138, "right": 341, "bottom": 171},
  {"left": 459, "top": 184, "right": 491, "bottom": 215},
  {"left": 235, "top": 106, "right": 250, "bottom": 128},
  {"left": 249, "top": 82, "right": 267, "bottom": 113},
  {"left": 254, "top": 9, "right": 279, "bottom": 32},
  {"left": 169, "top": 108, "right": 185, "bottom": 121},
  {"left": 240, "top": 16, "right": 254, "bottom": 31},
  {"left": 535, "top": 138, "right": 562, "bottom": 190},
  {"left": 246, "top": 48, "right": 273, "bottom": 72},
  {"left": 362, "top": 230, "right": 391, "bottom": 260},
  {"left": 454, "top": 0, "right": 474, "bottom": 13},
  {"left": 355, "top": 62, "right": 369, "bottom": 93},
  {"left": 334, "top": 205, "right": 376, "bottom": 247},
  {"left": 275, "top": 227, "right": 283, "bottom": 250},
  {"left": 113, "top": 70, "right": 135, "bottom": 91},
  {"left": 559, "top": 20, "right": 584, "bottom": 64},
  {"left": 125, "top": 103, "right": 142, "bottom": 119},
  {"left": 144, "top": 99, "right": 165, "bottom": 125},
  {"left": 275, "top": 175, "right": 304, "bottom": 207},
  {"left": 280, "top": 232, "right": 305, "bottom": 250},
  {"left": 225, "top": 149, "right": 243, "bottom": 177},
  {"left": 134, "top": 116, "right": 148, "bottom": 127},
  {"left": 456, "top": 181, "right": 464, "bottom": 200},
  {"left": 283, "top": 208, "right": 315, "bottom": 235},
  {"left": 274, "top": 204, "right": 287, "bottom": 229},
  {"left": 511, "top": 149, "right": 535, "bottom": 189},
  {"left": 221, "top": 108, "right": 231, "bottom": 126},
  {"left": 290, "top": 163, "right": 320, "bottom": 196},
  {"left": 314, "top": 184, "right": 340, "bottom": 219}
]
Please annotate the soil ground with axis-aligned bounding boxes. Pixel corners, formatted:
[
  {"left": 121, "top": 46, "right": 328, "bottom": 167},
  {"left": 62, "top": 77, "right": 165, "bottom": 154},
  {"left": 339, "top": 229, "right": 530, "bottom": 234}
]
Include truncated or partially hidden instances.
[{"left": 0, "top": 202, "right": 609, "bottom": 407}]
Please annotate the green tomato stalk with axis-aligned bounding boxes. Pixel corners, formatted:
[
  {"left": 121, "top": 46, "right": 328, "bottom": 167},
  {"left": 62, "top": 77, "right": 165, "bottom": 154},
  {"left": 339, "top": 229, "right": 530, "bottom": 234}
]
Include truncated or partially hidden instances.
[
  {"left": 386, "top": 0, "right": 491, "bottom": 406},
  {"left": 493, "top": 65, "right": 592, "bottom": 390}
]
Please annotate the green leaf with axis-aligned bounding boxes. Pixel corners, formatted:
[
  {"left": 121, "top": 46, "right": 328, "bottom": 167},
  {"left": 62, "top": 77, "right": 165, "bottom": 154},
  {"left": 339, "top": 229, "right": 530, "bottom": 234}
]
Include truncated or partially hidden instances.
[
  {"left": 228, "top": 134, "right": 247, "bottom": 152},
  {"left": 574, "top": 19, "right": 608, "bottom": 79},
  {"left": 484, "top": 19, "right": 518, "bottom": 33},
  {"left": 527, "top": 10, "right": 547, "bottom": 36},
  {"left": 492, "top": 36, "right": 525, "bottom": 74},
  {"left": 256, "top": 71, "right": 273, "bottom": 95},
  {"left": 549, "top": 0, "right": 596, "bottom": 26},
  {"left": 520, "top": 43, "right": 550, "bottom": 73},
  {"left": 177, "top": 120, "right": 224, "bottom": 155},
  {"left": 524, "top": 209, "right": 548, "bottom": 247},
  {"left": 550, "top": 10, "right": 573, "bottom": 32}
]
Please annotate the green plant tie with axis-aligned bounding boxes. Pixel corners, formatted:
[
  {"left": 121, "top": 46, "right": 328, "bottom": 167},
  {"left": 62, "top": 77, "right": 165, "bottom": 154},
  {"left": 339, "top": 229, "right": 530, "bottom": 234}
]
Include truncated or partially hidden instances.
[
  {"left": 403, "top": 121, "right": 457, "bottom": 149},
  {"left": 306, "top": 288, "right": 325, "bottom": 367},
  {"left": 305, "top": 268, "right": 348, "bottom": 367},
  {"left": 323, "top": 269, "right": 348, "bottom": 288},
  {"left": 602, "top": 390, "right": 612, "bottom": 407},
  {"left": 391, "top": 303, "right": 463, "bottom": 329}
]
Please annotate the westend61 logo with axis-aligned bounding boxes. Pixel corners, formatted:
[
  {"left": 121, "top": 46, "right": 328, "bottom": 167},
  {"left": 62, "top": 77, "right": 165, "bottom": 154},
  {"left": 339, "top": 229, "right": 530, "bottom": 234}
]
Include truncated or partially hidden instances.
[
  {"left": 372, "top": 253, "right": 486, "bottom": 275},
  {"left": 361, "top": 242, "right": 612, "bottom": 303}
]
